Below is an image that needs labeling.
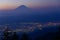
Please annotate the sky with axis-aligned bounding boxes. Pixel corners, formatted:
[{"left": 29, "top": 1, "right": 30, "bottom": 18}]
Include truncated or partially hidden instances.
[{"left": 0, "top": 0, "right": 60, "bottom": 10}]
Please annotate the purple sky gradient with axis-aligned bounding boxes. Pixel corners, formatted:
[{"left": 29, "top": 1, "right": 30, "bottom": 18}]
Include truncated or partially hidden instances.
[{"left": 0, "top": 0, "right": 60, "bottom": 10}]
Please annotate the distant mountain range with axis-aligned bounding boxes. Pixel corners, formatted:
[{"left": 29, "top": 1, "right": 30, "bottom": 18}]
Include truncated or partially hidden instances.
[
  {"left": 0, "top": 5, "right": 60, "bottom": 16},
  {"left": 0, "top": 5, "right": 33, "bottom": 16},
  {"left": 0, "top": 5, "right": 60, "bottom": 24}
]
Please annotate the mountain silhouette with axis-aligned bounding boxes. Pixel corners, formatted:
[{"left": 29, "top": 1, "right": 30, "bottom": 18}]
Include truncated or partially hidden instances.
[
  {"left": 15, "top": 5, "right": 29, "bottom": 10},
  {"left": 0, "top": 5, "right": 32, "bottom": 16},
  {"left": 15, "top": 5, "right": 32, "bottom": 14},
  {"left": 0, "top": 5, "right": 60, "bottom": 24}
]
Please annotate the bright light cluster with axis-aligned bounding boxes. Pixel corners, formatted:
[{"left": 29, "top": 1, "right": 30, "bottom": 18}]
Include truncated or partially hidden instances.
[{"left": 0, "top": 22, "right": 60, "bottom": 32}]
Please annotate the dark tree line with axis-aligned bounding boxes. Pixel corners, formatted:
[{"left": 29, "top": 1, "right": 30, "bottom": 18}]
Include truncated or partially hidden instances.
[
  {"left": 2, "top": 30, "right": 29, "bottom": 40},
  {"left": 53, "top": 26, "right": 60, "bottom": 40},
  {"left": 1, "top": 26, "right": 60, "bottom": 40},
  {"left": 35, "top": 26, "right": 60, "bottom": 40}
]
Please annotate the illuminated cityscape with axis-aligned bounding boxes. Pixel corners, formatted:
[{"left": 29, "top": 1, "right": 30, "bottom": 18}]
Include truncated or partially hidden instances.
[{"left": 0, "top": 22, "right": 60, "bottom": 32}]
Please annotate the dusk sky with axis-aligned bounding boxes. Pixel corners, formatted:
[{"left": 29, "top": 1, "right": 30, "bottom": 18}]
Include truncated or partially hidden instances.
[{"left": 0, "top": 0, "right": 60, "bottom": 10}]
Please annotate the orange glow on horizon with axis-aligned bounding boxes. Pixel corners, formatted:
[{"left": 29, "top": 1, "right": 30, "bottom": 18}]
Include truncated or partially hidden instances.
[
  {"left": 0, "top": 3, "right": 59, "bottom": 10},
  {"left": 0, "top": 4, "right": 19, "bottom": 10}
]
